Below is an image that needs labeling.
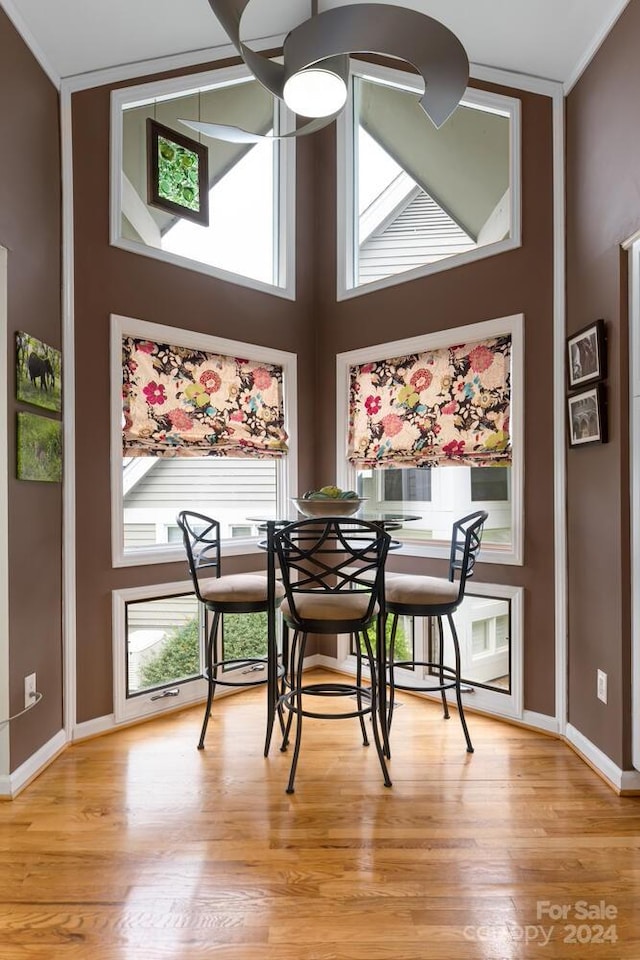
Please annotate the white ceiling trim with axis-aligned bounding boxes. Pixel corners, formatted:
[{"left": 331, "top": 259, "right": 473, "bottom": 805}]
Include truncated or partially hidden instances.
[
  {"left": 60, "top": 34, "right": 285, "bottom": 94},
  {"left": 3, "top": 0, "right": 630, "bottom": 99}
]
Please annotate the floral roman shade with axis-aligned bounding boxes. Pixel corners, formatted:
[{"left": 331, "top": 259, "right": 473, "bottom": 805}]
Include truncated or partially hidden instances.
[
  {"left": 122, "top": 336, "right": 288, "bottom": 458},
  {"left": 348, "top": 335, "right": 512, "bottom": 468}
]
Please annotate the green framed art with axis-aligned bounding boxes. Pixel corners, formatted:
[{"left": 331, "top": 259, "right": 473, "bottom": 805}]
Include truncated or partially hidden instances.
[
  {"left": 17, "top": 412, "right": 62, "bottom": 482},
  {"left": 147, "top": 119, "right": 209, "bottom": 227}
]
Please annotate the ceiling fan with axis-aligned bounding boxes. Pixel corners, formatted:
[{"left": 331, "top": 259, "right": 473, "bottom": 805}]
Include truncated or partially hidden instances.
[{"left": 179, "top": 0, "right": 469, "bottom": 143}]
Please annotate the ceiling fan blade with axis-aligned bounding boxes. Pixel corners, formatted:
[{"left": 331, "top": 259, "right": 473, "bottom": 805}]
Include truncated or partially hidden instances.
[
  {"left": 207, "top": 0, "right": 286, "bottom": 99},
  {"left": 204, "top": 0, "right": 469, "bottom": 129},
  {"left": 284, "top": 4, "right": 469, "bottom": 128},
  {"left": 178, "top": 116, "right": 335, "bottom": 143}
]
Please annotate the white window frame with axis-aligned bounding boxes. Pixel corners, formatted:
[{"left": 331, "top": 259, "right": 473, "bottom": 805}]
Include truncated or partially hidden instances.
[
  {"left": 112, "top": 574, "right": 276, "bottom": 725},
  {"left": 112, "top": 578, "right": 206, "bottom": 724},
  {"left": 110, "top": 64, "right": 297, "bottom": 300},
  {"left": 336, "top": 313, "right": 524, "bottom": 565},
  {"left": 110, "top": 313, "right": 298, "bottom": 567},
  {"left": 336, "top": 60, "right": 521, "bottom": 301}
]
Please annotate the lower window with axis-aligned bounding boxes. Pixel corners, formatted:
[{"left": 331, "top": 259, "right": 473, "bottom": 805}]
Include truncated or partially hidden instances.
[
  {"left": 113, "top": 578, "right": 273, "bottom": 723},
  {"left": 126, "top": 591, "right": 202, "bottom": 697},
  {"left": 337, "top": 582, "right": 523, "bottom": 721},
  {"left": 430, "top": 593, "right": 511, "bottom": 693}
]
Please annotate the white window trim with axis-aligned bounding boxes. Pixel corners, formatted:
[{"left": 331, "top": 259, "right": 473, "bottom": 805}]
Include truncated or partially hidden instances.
[
  {"left": 110, "top": 64, "right": 297, "bottom": 300},
  {"left": 336, "top": 313, "right": 524, "bottom": 565},
  {"left": 110, "top": 313, "right": 298, "bottom": 567},
  {"left": 112, "top": 578, "right": 206, "bottom": 724},
  {"left": 335, "top": 581, "right": 523, "bottom": 722},
  {"left": 336, "top": 60, "right": 522, "bottom": 301},
  {"left": 113, "top": 571, "right": 276, "bottom": 725}
]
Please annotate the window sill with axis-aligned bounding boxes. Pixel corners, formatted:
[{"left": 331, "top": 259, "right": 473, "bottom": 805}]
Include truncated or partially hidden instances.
[
  {"left": 390, "top": 539, "right": 522, "bottom": 566},
  {"left": 113, "top": 539, "right": 264, "bottom": 568}
]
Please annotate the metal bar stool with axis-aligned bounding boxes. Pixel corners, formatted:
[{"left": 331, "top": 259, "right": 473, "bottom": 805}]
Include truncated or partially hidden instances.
[
  {"left": 270, "top": 516, "right": 391, "bottom": 794},
  {"left": 177, "top": 510, "right": 285, "bottom": 755},
  {"left": 384, "top": 510, "right": 488, "bottom": 757}
]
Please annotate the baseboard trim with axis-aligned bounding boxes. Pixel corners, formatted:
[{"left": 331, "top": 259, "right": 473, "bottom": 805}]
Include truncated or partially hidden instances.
[
  {"left": 565, "top": 724, "right": 640, "bottom": 794},
  {"left": 73, "top": 714, "right": 116, "bottom": 741},
  {"left": 0, "top": 729, "right": 67, "bottom": 799},
  {"left": 522, "top": 709, "right": 560, "bottom": 735},
  {"left": 7, "top": 676, "right": 637, "bottom": 799}
]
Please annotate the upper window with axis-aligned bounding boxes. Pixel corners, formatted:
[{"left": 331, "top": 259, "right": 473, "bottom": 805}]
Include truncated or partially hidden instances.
[
  {"left": 337, "top": 63, "right": 521, "bottom": 299},
  {"left": 336, "top": 314, "right": 524, "bottom": 564},
  {"left": 111, "top": 65, "right": 296, "bottom": 299},
  {"left": 111, "top": 314, "right": 298, "bottom": 567}
]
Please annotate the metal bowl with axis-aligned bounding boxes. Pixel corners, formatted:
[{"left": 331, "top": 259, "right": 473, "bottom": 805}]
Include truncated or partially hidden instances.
[{"left": 292, "top": 497, "right": 366, "bottom": 518}]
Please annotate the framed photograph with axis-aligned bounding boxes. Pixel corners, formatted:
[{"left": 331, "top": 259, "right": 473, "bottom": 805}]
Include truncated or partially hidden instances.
[
  {"left": 567, "top": 385, "right": 607, "bottom": 447},
  {"left": 16, "top": 332, "right": 62, "bottom": 413},
  {"left": 147, "top": 119, "right": 209, "bottom": 226},
  {"left": 17, "top": 412, "right": 62, "bottom": 482},
  {"left": 567, "top": 318, "right": 606, "bottom": 389}
]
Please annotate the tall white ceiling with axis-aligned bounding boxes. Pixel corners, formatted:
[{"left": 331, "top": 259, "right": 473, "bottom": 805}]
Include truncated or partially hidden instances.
[{"left": 1, "top": 0, "right": 631, "bottom": 87}]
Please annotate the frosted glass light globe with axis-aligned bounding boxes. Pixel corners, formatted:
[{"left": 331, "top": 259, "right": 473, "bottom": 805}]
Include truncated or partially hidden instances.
[{"left": 283, "top": 68, "right": 348, "bottom": 119}]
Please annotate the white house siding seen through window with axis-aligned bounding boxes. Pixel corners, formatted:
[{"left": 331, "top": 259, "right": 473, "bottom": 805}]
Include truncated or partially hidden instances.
[
  {"left": 437, "top": 594, "right": 511, "bottom": 692},
  {"left": 340, "top": 67, "right": 519, "bottom": 298},
  {"left": 356, "top": 465, "right": 511, "bottom": 545},
  {"left": 123, "top": 457, "right": 277, "bottom": 550}
]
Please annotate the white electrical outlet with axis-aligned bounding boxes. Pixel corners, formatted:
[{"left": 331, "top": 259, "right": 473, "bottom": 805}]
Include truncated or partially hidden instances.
[
  {"left": 24, "top": 673, "right": 36, "bottom": 710},
  {"left": 597, "top": 669, "right": 607, "bottom": 704}
]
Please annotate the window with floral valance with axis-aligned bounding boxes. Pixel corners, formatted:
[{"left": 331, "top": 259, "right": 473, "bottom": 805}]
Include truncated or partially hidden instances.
[
  {"left": 122, "top": 336, "right": 288, "bottom": 459},
  {"left": 347, "top": 335, "right": 512, "bottom": 469}
]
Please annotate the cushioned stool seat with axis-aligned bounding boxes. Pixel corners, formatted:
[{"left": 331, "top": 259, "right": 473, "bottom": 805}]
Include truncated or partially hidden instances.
[
  {"left": 199, "top": 574, "right": 284, "bottom": 606},
  {"left": 386, "top": 575, "right": 459, "bottom": 608}
]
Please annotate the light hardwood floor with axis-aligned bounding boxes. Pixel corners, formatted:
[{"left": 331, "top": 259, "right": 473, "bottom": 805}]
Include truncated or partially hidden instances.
[{"left": 1, "top": 672, "right": 640, "bottom": 959}]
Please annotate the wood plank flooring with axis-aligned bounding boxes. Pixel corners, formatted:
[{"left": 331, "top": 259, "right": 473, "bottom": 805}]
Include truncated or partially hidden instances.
[{"left": 1, "top": 671, "right": 639, "bottom": 959}]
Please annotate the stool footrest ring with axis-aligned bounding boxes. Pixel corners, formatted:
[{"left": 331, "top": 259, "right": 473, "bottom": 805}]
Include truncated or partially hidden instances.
[
  {"left": 279, "top": 682, "right": 375, "bottom": 721},
  {"left": 203, "top": 657, "right": 272, "bottom": 688},
  {"left": 390, "top": 660, "right": 459, "bottom": 694}
]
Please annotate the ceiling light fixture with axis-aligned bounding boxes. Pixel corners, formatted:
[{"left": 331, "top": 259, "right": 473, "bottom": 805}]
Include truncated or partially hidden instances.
[
  {"left": 283, "top": 63, "right": 348, "bottom": 119},
  {"left": 180, "top": 0, "right": 469, "bottom": 143}
]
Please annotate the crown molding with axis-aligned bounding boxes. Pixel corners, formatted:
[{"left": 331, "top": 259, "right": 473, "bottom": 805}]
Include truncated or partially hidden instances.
[{"left": 60, "top": 33, "right": 285, "bottom": 94}]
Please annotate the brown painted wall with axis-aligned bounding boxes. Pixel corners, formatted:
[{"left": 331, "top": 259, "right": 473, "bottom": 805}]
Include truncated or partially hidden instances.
[
  {"left": 315, "top": 81, "right": 556, "bottom": 715},
  {"left": 566, "top": 0, "right": 640, "bottom": 767},
  {"left": 0, "top": 11, "right": 63, "bottom": 769},
  {"left": 72, "top": 64, "right": 556, "bottom": 722},
  {"left": 71, "top": 68, "right": 318, "bottom": 722}
]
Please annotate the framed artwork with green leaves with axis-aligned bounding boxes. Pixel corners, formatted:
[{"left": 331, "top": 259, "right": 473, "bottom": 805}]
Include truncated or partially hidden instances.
[{"left": 147, "top": 119, "right": 209, "bottom": 226}]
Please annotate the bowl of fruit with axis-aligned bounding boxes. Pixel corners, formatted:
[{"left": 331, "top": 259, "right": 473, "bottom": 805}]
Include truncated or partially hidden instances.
[{"left": 292, "top": 486, "right": 366, "bottom": 518}]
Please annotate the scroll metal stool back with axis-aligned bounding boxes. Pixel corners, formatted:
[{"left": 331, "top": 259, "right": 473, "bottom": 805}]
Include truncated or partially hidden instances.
[
  {"left": 271, "top": 516, "right": 391, "bottom": 794},
  {"left": 177, "top": 510, "right": 284, "bottom": 754},
  {"left": 385, "top": 509, "right": 488, "bottom": 756}
]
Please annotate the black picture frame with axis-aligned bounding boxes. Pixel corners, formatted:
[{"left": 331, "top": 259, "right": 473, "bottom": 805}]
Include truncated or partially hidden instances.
[
  {"left": 567, "top": 318, "right": 606, "bottom": 389},
  {"left": 567, "top": 384, "right": 607, "bottom": 447},
  {"left": 147, "top": 119, "right": 209, "bottom": 227}
]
